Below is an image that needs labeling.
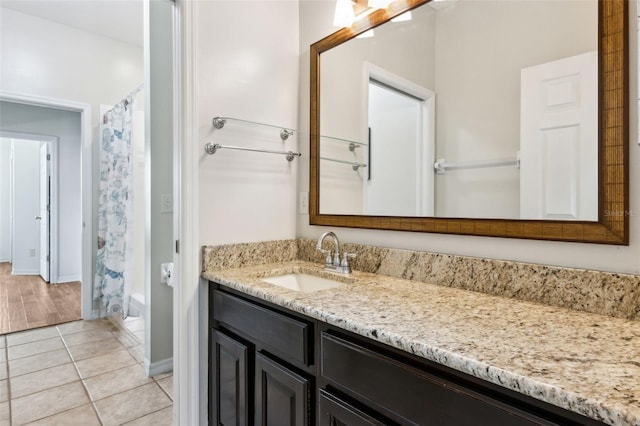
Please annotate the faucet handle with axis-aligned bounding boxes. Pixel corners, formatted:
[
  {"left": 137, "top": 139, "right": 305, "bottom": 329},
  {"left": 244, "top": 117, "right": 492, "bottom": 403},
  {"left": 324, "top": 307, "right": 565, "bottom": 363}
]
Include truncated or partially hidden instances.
[
  {"left": 341, "top": 252, "right": 356, "bottom": 267},
  {"left": 318, "top": 249, "right": 332, "bottom": 266}
]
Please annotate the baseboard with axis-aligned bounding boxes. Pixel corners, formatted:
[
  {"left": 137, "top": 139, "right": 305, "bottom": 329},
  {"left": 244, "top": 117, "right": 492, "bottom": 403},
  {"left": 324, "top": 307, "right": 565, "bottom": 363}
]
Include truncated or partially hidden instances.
[
  {"left": 128, "top": 293, "right": 145, "bottom": 318},
  {"left": 11, "top": 269, "right": 39, "bottom": 275},
  {"left": 145, "top": 356, "right": 173, "bottom": 377},
  {"left": 0, "top": 258, "right": 10, "bottom": 263},
  {"left": 56, "top": 274, "right": 82, "bottom": 283}
]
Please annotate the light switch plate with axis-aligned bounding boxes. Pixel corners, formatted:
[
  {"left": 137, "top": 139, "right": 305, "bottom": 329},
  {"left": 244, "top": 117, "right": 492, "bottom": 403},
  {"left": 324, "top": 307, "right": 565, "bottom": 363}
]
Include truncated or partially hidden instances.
[
  {"left": 298, "top": 191, "right": 309, "bottom": 214},
  {"left": 160, "top": 194, "right": 173, "bottom": 214}
]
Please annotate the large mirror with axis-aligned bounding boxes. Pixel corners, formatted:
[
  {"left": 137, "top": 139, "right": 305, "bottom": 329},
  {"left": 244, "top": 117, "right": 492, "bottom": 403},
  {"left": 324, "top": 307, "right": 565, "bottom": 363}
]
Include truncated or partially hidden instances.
[{"left": 310, "top": 0, "right": 628, "bottom": 244}]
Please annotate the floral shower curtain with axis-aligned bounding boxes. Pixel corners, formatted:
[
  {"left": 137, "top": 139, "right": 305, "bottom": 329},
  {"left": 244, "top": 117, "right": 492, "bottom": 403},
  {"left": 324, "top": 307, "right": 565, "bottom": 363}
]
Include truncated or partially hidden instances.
[{"left": 93, "top": 96, "right": 135, "bottom": 317}]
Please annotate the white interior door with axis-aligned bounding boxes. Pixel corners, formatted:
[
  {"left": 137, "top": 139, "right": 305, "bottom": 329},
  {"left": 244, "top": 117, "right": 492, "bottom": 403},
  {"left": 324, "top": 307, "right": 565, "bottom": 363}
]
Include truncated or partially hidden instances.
[
  {"left": 366, "top": 82, "right": 421, "bottom": 216},
  {"left": 39, "top": 142, "right": 50, "bottom": 282},
  {"left": 520, "top": 51, "right": 598, "bottom": 221},
  {"left": 364, "top": 76, "right": 435, "bottom": 216}
]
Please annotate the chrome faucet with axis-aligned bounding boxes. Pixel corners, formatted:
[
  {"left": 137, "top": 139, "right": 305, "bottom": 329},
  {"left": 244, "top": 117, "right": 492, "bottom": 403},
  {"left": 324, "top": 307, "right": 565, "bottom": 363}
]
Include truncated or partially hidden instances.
[{"left": 315, "top": 231, "right": 355, "bottom": 274}]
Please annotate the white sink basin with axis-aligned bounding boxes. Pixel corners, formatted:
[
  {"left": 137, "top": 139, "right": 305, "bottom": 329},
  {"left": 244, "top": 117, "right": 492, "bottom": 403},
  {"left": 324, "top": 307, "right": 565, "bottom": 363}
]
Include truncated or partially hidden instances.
[{"left": 261, "top": 273, "right": 344, "bottom": 293}]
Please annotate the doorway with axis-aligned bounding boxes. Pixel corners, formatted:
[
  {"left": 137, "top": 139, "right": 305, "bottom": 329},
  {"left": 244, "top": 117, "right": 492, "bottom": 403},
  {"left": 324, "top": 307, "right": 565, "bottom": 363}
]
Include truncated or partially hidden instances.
[
  {"left": 0, "top": 96, "right": 92, "bottom": 333},
  {"left": 0, "top": 132, "right": 82, "bottom": 333},
  {"left": 0, "top": 133, "right": 57, "bottom": 278}
]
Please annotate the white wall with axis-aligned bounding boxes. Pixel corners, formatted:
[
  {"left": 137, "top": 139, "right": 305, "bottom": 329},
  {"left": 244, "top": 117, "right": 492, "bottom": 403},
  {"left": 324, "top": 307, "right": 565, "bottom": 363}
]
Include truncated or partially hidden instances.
[
  {"left": 297, "top": 0, "right": 640, "bottom": 275},
  {"left": 0, "top": 6, "right": 144, "bottom": 285},
  {"left": 0, "top": 139, "right": 11, "bottom": 262},
  {"left": 197, "top": 1, "right": 300, "bottom": 246},
  {"left": 10, "top": 140, "right": 41, "bottom": 274},
  {"left": 0, "top": 102, "right": 82, "bottom": 281}
]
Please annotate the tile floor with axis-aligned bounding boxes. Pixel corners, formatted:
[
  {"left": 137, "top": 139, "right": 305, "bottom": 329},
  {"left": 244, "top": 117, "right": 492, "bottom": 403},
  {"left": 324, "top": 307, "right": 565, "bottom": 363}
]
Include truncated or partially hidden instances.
[{"left": 0, "top": 317, "right": 173, "bottom": 425}]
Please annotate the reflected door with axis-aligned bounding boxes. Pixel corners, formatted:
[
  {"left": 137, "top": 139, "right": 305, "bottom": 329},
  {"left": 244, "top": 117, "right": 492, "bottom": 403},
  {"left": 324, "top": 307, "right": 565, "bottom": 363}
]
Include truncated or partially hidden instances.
[
  {"left": 366, "top": 81, "right": 433, "bottom": 216},
  {"left": 520, "top": 51, "right": 598, "bottom": 221}
]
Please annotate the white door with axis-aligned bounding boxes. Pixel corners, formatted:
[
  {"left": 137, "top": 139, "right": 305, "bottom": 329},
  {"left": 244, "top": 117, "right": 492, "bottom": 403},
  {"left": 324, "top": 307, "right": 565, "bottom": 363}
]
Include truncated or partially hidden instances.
[
  {"left": 39, "top": 143, "right": 50, "bottom": 282},
  {"left": 520, "top": 51, "right": 598, "bottom": 221},
  {"left": 365, "top": 79, "right": 435, "bottom": 216}
]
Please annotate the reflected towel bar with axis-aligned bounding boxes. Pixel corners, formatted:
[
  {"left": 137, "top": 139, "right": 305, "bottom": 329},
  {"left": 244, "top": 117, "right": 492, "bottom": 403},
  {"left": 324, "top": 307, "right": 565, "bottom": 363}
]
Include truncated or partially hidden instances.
[
  {"left": 434, "top": 154, "right": 520, "bottom": 175},
  {"left": 320, "top": 135, "right": 367, "bottom": 152},
  {"left": 321, "top": 156, "right": 367, "bottom": 171},
  {"left": 204, "top": 142, "right": 301, "bottom": 162}
]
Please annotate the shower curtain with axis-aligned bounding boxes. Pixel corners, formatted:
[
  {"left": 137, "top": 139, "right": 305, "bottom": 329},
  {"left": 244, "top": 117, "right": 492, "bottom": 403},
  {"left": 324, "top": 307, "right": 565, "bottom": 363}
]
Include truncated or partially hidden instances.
[{"left": 93, "top": 94, "right": 136, "bottom": 317}]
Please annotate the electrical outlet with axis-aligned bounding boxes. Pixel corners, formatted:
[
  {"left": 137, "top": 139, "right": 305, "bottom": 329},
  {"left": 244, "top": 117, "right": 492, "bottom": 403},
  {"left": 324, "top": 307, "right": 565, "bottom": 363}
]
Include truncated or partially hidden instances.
[
  {"left": 29, "top": 249, "right": 36, "bottom": 257},
  {"left": 298, "top": 191, "right": 309, "bottom": 214},
  {"left": 160, "top": 194, "right": 173, "bottom": 214}
]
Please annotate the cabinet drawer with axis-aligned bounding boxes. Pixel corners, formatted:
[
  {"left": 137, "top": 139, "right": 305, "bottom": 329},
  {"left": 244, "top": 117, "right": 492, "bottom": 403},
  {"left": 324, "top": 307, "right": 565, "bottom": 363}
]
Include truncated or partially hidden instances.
[
  {"left": 213, "top": 290, "right": 312, "bottom": 366},
  {"left": 321, "top": 332, "right": 556, "bottom": 426},
  {"left": 318, "top": 389, "right": 390, "bottom": 426}
]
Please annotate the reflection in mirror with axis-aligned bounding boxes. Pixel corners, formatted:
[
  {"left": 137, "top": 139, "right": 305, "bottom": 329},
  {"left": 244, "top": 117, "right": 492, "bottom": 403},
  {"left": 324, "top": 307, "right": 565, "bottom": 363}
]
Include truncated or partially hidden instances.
[{"left": 319, "top": 0, "right": 598, "bottom": 220}]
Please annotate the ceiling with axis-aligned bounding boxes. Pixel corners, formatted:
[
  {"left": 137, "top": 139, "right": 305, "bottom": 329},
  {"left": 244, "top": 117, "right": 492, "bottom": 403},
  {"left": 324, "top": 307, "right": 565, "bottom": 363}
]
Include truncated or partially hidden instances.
[{"left": 0, "top": 0, "right": 143, "bottom": 47}]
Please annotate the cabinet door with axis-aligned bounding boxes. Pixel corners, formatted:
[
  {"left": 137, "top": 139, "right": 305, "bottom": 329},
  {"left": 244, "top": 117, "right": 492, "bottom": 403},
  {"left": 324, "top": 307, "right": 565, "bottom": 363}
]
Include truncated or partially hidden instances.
[
  {"left": 318, "top": 390, "right": 389, "bottom": 426},
  {"left": 211, "top": 330, "right": 250, "bottom": 426},
  {"left": 255, "top": 352, "right": 310, "bottom": 426}
]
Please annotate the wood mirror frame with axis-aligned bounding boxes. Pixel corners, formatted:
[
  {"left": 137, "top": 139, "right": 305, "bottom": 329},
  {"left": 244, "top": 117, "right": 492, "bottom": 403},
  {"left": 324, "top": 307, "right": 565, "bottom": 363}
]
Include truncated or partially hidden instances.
[{"left": 310, "top": 0, "right": 628, "bottom": 244}]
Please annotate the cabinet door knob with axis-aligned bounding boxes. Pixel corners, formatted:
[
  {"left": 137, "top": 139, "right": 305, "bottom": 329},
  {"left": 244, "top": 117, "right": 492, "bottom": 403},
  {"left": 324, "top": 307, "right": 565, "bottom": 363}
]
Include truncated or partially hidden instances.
[{"left": 35, "top": 216, "right": 42, "bottom": 220}]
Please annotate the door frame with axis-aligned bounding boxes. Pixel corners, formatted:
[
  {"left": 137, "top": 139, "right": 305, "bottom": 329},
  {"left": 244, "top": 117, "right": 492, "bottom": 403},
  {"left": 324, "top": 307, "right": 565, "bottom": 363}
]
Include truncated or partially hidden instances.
[
  {"left": 39, "top": 141, "right": 51, "bottom": 282},
  {"left": 0, "top": 131, "right": 57, "bottom": 281},
  {"left": 173, "top": 0, "right": 201, "bottom": 424},
  {"left": 0, "top": 90, "right": 93, "bottom": 320}
]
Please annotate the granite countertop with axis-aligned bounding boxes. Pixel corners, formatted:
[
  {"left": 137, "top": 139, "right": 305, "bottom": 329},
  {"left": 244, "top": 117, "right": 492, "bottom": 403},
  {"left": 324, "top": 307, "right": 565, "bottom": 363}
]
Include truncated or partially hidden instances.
[{"left": 203, "top": 260, "right": 640, "bottom": 426}]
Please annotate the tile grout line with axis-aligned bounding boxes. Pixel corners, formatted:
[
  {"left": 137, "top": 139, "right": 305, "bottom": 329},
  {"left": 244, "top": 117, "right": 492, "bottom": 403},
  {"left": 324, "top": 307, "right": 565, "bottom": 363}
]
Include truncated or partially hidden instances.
[
  {"left": 153, "top": 376, "right": 173, "bottom": 402},
  {"left": 120, "top": 404, "right": 173, "bottom": 425},
  {"left": 56, "top": 325, "right": 106, "bottom": 426}
]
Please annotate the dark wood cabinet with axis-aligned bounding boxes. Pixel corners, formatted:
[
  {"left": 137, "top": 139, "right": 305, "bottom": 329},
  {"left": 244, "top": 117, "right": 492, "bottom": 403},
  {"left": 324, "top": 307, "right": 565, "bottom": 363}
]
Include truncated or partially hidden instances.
[
  {"left": 320, "top": 332, "right": 554, "bottom": 426},
  {"left": 210, "top": 329, "right": 250, "bottom": 426},
  {"left": 213, "top": 289, "right": 312, "bottom": 366},
  {"left": 255, "top": 352, "right": 311, "bottom": 426},
  {"left": 209, "top": 283, "right": 606, "bottom": 426},
  {"left": 210, "top": 288, "right": 313, "bottom": 426},
  {"left": 318, "top": 390, "right": 389, "bottom": 426}
]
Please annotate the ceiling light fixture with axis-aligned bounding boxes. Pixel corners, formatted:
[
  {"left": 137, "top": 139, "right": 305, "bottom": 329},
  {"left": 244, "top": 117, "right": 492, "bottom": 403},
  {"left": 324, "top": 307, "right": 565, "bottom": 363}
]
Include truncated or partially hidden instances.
[
  {"left": 333, "top": 0, "right": 356, "bottom": 27},
  {"left": 367, "top": 0, "right": 393, "bottom": 9}
]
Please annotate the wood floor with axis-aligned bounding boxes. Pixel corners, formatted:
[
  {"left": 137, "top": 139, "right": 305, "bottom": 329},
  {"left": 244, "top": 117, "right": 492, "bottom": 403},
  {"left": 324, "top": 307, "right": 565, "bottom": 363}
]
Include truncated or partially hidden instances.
[{"left": 0, "top": 262, "right": 81, "bottom": 334}]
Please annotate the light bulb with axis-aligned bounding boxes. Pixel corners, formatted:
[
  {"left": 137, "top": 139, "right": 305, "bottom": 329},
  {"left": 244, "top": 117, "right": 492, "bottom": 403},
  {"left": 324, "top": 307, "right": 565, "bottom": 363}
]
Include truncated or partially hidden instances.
[
  {"left": 367, "top": 0, "right": 393, "bottom": 9},
  {"left": 333, "top": 0, "right": 355, "bottom": 27}
]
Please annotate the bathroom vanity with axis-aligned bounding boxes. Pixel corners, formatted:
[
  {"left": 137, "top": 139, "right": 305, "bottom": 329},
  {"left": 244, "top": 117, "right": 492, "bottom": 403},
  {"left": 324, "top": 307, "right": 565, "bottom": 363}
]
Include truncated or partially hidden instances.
[
  {"left": 202, "top": 0, "right": 636, "bottom": 423},
  {"left": 204, "top": 260, "right": 640, "bottom": 426}
]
